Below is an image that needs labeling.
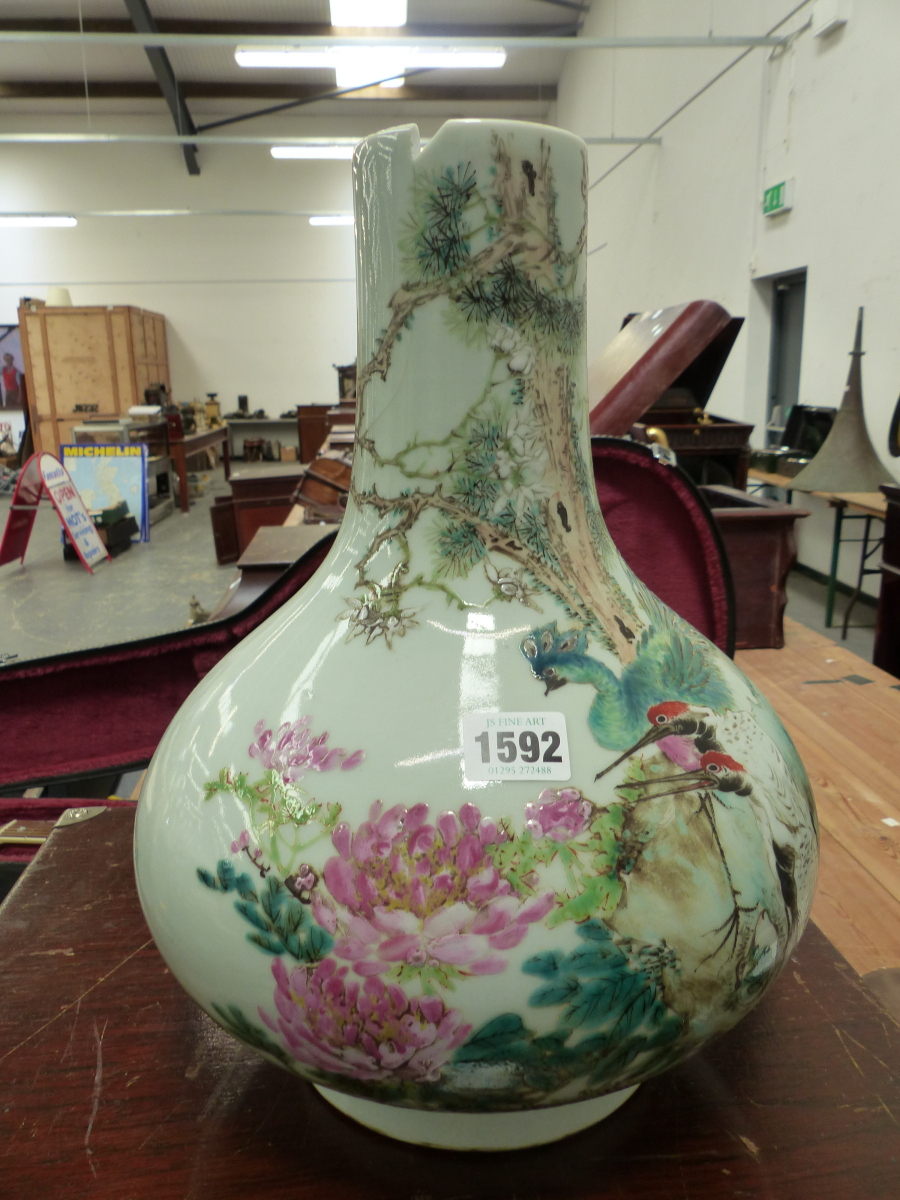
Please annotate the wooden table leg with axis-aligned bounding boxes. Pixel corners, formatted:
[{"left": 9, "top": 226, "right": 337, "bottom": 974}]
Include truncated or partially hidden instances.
[
  {"left": 825, "top": 501, "right": 844, "bottom": 627},
  {"left": 222, "top": 430, "right": 231, "bottom": 481},
  {"left": 173, "top": 444, "right": 189, "bottom": 513}
]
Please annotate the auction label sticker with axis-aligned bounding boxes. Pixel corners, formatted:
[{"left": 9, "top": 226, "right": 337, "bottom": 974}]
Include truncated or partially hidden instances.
[{"left": 462, "top": 712, "right": 571, "bottom": 782}]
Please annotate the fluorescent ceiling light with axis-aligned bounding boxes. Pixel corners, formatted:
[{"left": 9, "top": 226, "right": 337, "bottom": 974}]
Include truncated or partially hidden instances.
[
  {"left": 309, "top": 215, "right": 354, "bottom": 226},
  {"left": 330, "top": 0, "right": 407, "bottom": 26},
  {"left": 0, "top": 215, "right": 77, "bottom": 227},
  {"left": 272, "top": 143, "right": 357, "bottom": 159},
  {"left": 234, "top": 46, "right": 506, "bottom": 84},
  {"left": 334, "top": 50, "right": 407, "bottom": 88}
]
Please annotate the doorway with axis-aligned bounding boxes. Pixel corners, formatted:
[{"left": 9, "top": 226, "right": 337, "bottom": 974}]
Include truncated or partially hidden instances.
[{"left": 766, "top": 271, "right": 806, "bottom": 446}]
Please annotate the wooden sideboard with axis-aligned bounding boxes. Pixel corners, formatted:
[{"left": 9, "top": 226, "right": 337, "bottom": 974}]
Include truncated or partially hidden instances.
[{"left": 700, "top": 485, "right": 809, "bottom": 650}]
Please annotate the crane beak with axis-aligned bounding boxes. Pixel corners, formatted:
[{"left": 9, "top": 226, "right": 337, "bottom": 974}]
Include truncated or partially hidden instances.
[
  {"left": 594, "top": 725, "right": 668, "bottom": 781},
  {"left": 617, "top": 775, "right": 714, "bottom": 802},
  {"left": 620, "top": 769, "right": 713, "bottom": 792}
]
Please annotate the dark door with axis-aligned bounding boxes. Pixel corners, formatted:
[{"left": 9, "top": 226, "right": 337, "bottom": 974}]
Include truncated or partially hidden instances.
[{"left": 767, "top": 271, "right": 806, "bottom": 446}]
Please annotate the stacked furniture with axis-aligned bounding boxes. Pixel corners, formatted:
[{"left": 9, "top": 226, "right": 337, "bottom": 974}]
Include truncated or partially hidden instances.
[{"left": 18, "top": 301, "right": 170, "bottom": 457}]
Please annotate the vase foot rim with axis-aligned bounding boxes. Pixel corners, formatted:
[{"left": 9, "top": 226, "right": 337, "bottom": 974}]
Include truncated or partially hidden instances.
[{"left": 312, "top": 1083, "right": 639, "bottom": 1150}]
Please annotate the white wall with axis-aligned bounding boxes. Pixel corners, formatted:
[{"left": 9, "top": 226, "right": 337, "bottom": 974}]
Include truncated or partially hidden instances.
[
  {"left": 554, "top": 0, "right": 900, "bottom": 588},
  {"left": 0, "top": 117, "right": 360, "bottom": 414}
]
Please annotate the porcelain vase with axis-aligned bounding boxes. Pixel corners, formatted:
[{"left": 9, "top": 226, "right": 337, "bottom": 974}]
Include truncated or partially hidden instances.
[{"left": 134, "top": 119, "right": 818, "bottom": 1151}]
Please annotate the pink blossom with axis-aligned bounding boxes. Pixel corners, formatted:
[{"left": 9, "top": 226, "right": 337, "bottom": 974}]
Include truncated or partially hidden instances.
[
  {"left": 524, "top": 788, "right": 594, "bottom": 843},
  {"left": 319, "top": 801, "right": 555, "bottom": 977},
  {"left": 259, "top": 957, "right": 470, "bottom": 1083},
  {"left": 248, "top": 716, "right": 365, "bottom": 784},
  {"left": 230, "top": 828, "right": 251, "bottom": 854}
]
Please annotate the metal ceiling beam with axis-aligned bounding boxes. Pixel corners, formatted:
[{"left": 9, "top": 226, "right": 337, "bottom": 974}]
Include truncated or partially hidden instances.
[
  {"left": 0, "top": 81, "right": 555, "bottom": 103},
  {"left": 7, "top": 131, "right": 648, "bottom": 147},
  {"left": 534, "top": 1, "right": 588, "bottom": 11},
  {"left": 0, "top": 31, "right": 787, "bottom": 50},
  {"left": 122, "top": 0, "right": 199, "bottom": 175},
  {"left": 0, "top": 19, "right": 581, "bottom": 39}
]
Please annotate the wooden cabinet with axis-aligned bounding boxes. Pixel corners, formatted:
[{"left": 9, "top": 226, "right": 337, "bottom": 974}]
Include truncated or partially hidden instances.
[
  {"left": 18, "top": 302, "right": 171, "bottom": 456},
  {"left": 700, "top": 485, "right": 809, "bottom": 650}
]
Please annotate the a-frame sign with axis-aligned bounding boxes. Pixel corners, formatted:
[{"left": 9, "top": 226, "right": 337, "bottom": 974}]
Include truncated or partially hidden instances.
[{"left": 0, "top": 452, "right": 110, "bottom": 572}]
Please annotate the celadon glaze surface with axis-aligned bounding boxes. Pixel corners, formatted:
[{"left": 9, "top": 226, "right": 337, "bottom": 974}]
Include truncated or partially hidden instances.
[{"left": 134, "top": 119, "right": 818, "bottom": 1147}]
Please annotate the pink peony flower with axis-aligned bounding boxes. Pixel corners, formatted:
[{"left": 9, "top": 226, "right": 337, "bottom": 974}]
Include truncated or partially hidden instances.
[
  {"left": 524, "top": 788, "right": 594, "bottom": 843},
  {"left": 248, "top": 716, "right": 365, "bottom": 784},
  {"left": 259, "top": 957, "right": 470, "bottom": 1082},
  {"left": 318, "top": 801, "right": 555, "bottom": 978}
]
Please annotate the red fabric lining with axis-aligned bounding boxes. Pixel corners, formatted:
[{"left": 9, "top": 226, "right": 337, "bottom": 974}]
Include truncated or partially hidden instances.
[
  {"left": 0, "top": 541, "right": 334, "bottom": 789},
  {"left": 593, "top": 441, "right": 731, "bottom": 653}
]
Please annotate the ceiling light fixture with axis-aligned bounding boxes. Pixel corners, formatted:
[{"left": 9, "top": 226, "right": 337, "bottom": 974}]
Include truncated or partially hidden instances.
[
  {"left": 0, "top": 215, "right": 77, "bottom": 228},
  {"left": 329, "top": 0, "right": 407, "bottom": 26},
  {"left": 271, "top": 142, "right": 358, "bottom": 159},
  {"left": 234, "top": 45, "right": 506, "bottom": 90},
  {"left": 309, "top": 215, "right": 354, "bottom": 226}
]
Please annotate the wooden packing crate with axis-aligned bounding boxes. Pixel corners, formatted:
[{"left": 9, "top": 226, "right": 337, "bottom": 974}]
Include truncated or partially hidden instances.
[{"left": 18, "top": 302, "right": 171, "bottom": 456}]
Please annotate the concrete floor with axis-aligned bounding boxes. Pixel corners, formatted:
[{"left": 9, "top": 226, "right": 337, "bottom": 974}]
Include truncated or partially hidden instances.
[{"left": 0, "top": 467, "right": 237, "bottom": 664}]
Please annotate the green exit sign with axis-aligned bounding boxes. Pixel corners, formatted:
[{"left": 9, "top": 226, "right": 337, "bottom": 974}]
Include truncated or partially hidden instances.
[{"left": 763, "top": 179, "right": 794, "bottom": 217}]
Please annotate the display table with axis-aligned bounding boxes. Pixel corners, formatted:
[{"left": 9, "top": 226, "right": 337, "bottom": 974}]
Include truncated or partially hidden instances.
[
  {"left": 170, "top": 426, "right": 230, "bottom": 513},
  {"left": 747, "top": 468, "right": 888, "bottom": 633},
  {"left": 1, "top": 806, "right": 898, "bottom": 1199}
]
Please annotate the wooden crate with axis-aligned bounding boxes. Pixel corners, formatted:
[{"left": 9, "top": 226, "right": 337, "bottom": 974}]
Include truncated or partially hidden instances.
[{"left": 18, "top": 302, "right": 171, "bottom": 456}]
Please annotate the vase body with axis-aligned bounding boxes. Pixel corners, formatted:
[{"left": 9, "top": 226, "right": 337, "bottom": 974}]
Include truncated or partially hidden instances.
[{"left": 134, "top": 119, "right": 818, "bottom": 1149}]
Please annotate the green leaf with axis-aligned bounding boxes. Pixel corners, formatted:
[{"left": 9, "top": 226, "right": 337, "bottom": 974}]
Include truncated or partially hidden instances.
[
  {"left": 550, "top": 875, "right": 621, "bottom": 926},
  {"left": 454, "top": 1014, "right": 528, "bottom": 1063},
  {"left": 235, "top": 874, "right": 257, "bottom": 902},
  {"left": 197, "top": 868, "right": 217, "bottom": 889},
  {"left": 210, "top": 1002, "right": 294, "bottom": 1069},
  {"left": 561, "top": 977, "right": 622, "bottom": 1031},
  {"left": 576, "top": 919, "right": 614, "bottom": 943},
  {"left": 304, "top": 924, "right": 334, "bottom": 962},
  {"left": 261, "top": 873, "right": 284, "bottom": 921},
  {"left": 234, "top": 900, "right": 269, "bottom": 933},
  {"left": 564, "top": 946, "right": 624, "bottom": 977},
  {"left": 274, "top": 897, "right": 307, "bottom": 940},
  {"left": 247, "top": 931, "right": 284, "bottom": 955},
  {"left": 522, "top": 950, "right": 564, "bottom": 978},
  {"left": 529, "top": 980, "right": 581, "bottom": 1007},
  {"left": 216, "top": 859, "right": 237, "bottom": 892}
]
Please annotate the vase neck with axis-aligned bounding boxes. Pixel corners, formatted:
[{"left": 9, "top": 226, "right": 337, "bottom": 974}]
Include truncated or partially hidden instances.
[{"left": 341, "top": 120, "right": 634, "bottom": 663}]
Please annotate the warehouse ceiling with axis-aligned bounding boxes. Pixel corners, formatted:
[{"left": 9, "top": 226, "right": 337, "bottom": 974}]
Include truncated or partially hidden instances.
[{"left": 0, "top": 0, "right": 579, "bottom": 123}]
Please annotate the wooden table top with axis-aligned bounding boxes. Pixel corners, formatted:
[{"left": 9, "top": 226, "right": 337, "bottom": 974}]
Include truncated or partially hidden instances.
[
  {"left": 823, "top": 491, "right": 888, "bottom": 518},
  {"left": 747, "top": 470, "right": 888, "bottom": 517},
  {"left": 747, "top": 467, "right": 796, "bottom": 489},
  {"left": 170, "top": 426, "right": 228, "bottom": 448},
  {"left": 2, "top": 807, "right": 899, "bottom": 1199},
  {"left": 236, "top": 523, "right": 339, "bottom": 570},
  {"left": 227, "top": 462, "right": 306, "bottom": 483},
  {"left": 736, "top": 618, "right": 900, "bottom": 985}
]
